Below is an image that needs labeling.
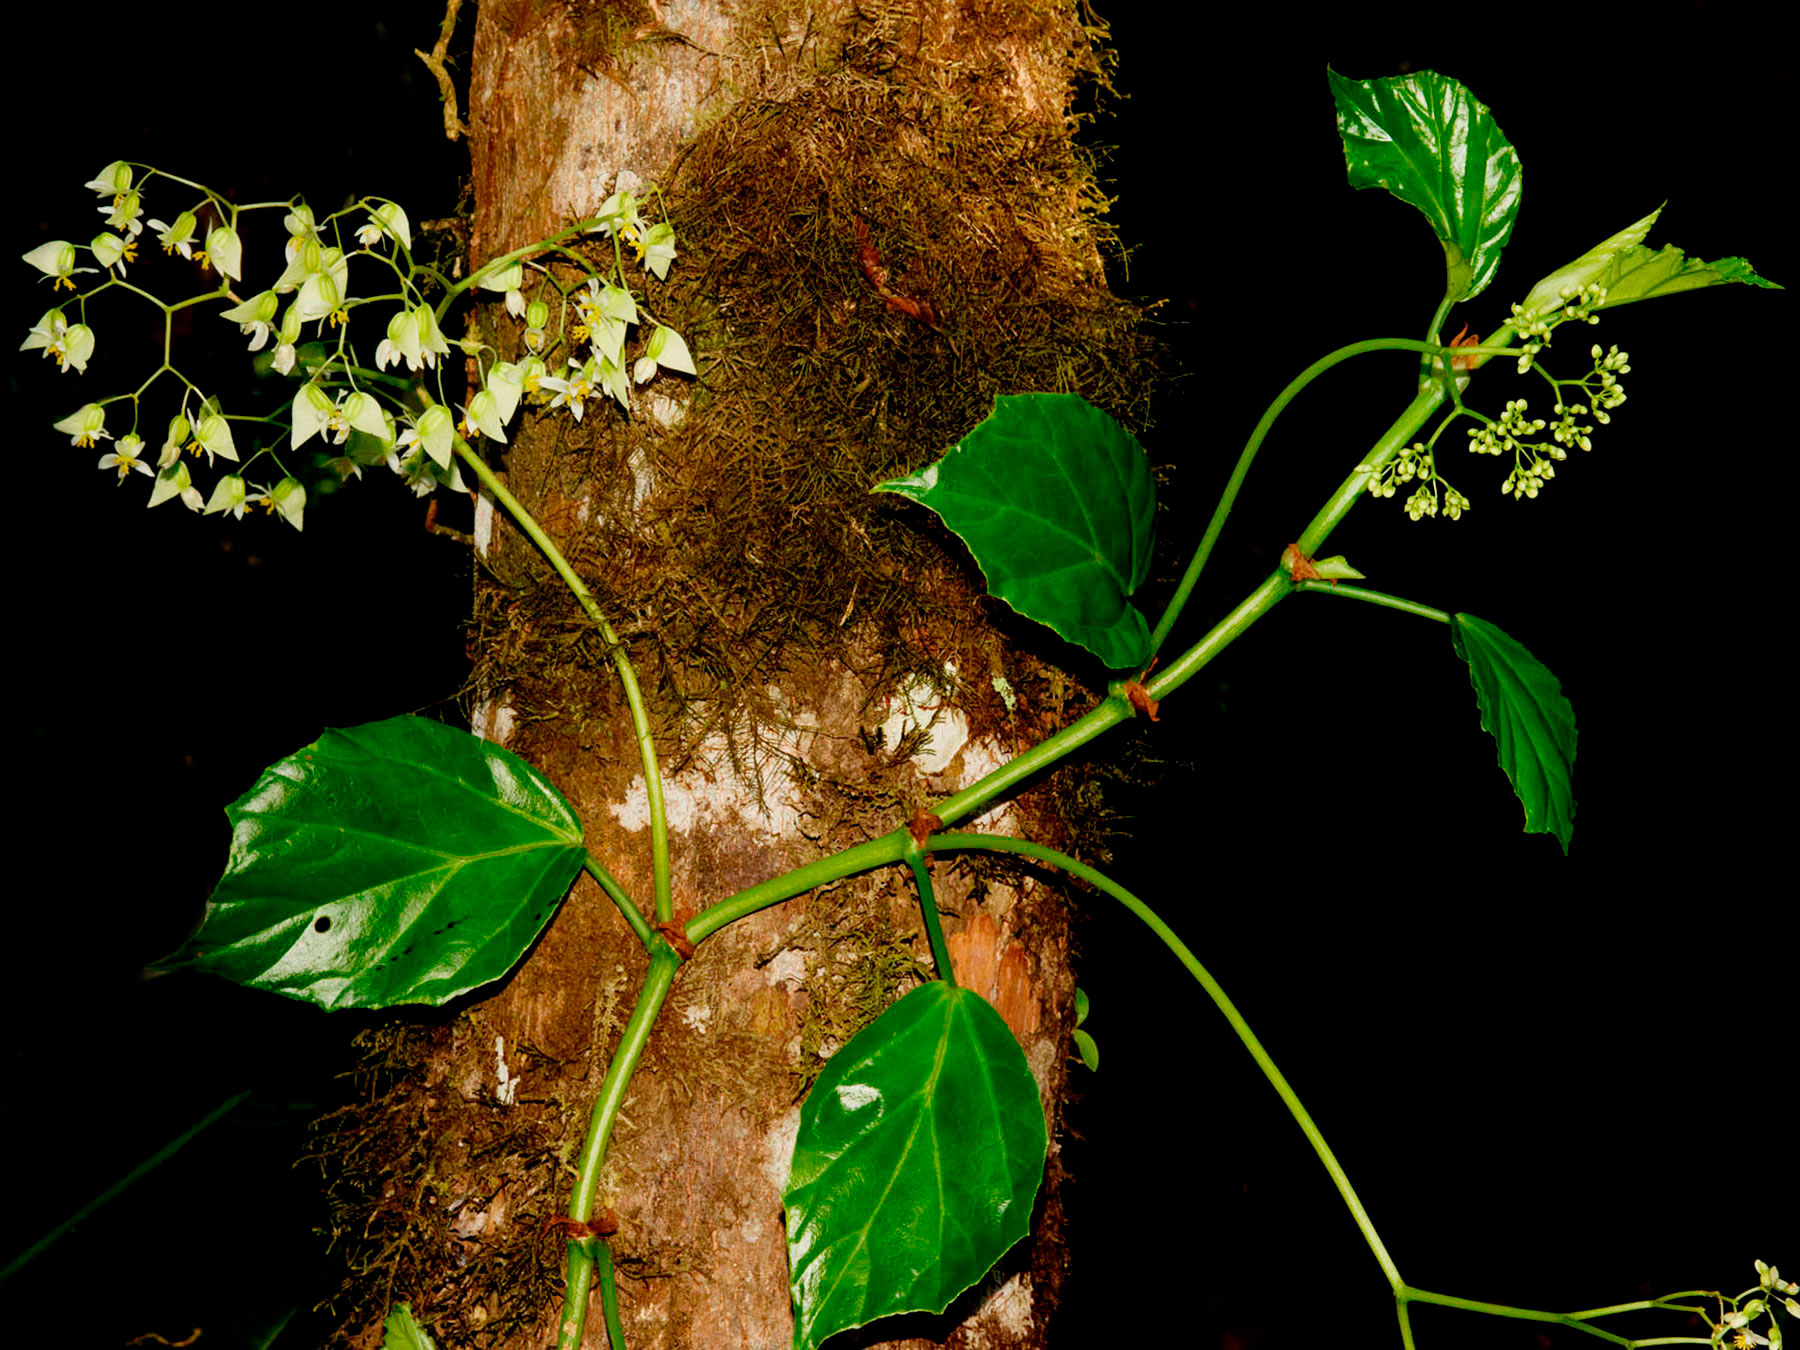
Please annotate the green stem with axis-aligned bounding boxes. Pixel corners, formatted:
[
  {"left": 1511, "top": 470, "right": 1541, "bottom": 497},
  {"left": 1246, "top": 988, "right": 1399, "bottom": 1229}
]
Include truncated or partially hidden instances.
[
  {"left": 585, "top": 852, "right": 652, "bottom": 950},
  {"left": 689, "top": 835, "right": 907, "bottom": 945},
  {"left": 1296, "top": 380, "right": 1450, "bottom": 559},
  {"left": 1149, "top": 338, "right": 1446, "bottom": 656},
  {"left": 922, "top": 832, "right": 1404, "bottom": 1292},
  {"left": 455, "top": 442, "right": 674, "bottom": 924},
  {"left": 905, "top": 848, "right": 955, "bottom": 985},
  {"left": 594, "top": 1239, "right": 627, "bottom": 1350},
  {"left": 558, "top": 950, "right": 681, "bottom": 1350},
  {"left": 1400, "top": 1287, "right": 1634, "bottom": 1346},
  {"left": 1294, "top": 582, "right": 1451, "bottom": 624}
]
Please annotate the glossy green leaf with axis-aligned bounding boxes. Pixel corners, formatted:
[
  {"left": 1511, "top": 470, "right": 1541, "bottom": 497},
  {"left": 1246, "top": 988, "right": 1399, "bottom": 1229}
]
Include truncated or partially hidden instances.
[
  {"left": 1452, "top": 615, "right": 1576, "bottom": 854},
  {"left": 784, "top": 981, "right": 1048, "bottom": 1349},
  {"left": 381, "top": 1304, "right": 438, "bottom": 1350},
  {"left": 1517, "top": 204, "right": 1782, "bottom": 320},
  {"left": 875, "top": 393, "right": 1156, "bottom": 670},
  {"left": 163, "top": 716, "right": 587, "bottom": 1010},
  {"left": 1329, "top": 68, "right": 1523, "bottom": 302},
  {"left": 1073, "top": 986, "right": 1090, "bottom": 1027}
]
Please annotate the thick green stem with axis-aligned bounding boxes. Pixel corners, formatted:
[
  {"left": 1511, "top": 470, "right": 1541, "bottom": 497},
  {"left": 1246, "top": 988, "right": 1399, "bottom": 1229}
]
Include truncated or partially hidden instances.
[
  {"left": 455, "top": 443, "right": 674, "bottom": 924},
  {"left": 923, "top": 832, "right": 1405, "bottom": 1292},
  {"left": 558, "top": 950, "right": 681, "bottom": 1350},
  {"left": 1296, "top": 380, "right": 1450, "bottom": 560}
]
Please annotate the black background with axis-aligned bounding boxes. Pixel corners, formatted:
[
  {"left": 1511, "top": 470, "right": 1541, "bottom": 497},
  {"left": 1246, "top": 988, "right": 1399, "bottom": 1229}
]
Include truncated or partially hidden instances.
[{"left": 4, "top": 6, "right": 1789, "bottom": 1348}]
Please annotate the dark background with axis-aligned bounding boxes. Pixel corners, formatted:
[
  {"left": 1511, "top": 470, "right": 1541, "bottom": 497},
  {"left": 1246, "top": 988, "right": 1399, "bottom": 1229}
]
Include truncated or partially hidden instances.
[{"left": 5, "top": 5, "right": 1789, "bottom": 1348}]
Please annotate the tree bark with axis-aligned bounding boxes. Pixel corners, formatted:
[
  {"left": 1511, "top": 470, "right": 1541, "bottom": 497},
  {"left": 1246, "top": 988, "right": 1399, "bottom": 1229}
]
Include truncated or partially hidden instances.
[{"left": 320, "top": 4, "right": 1153, "bottom": 1346}]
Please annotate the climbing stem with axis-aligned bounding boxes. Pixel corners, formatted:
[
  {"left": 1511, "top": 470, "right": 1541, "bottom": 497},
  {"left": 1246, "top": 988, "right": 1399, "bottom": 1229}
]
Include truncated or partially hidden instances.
[
  {"left": 558, "top": 948, "right": 681, "bottom": 1350},
  {"left": 455, "top": 443, "right": 674, "bottom": 924},
  {"left": 1150, "top": 337, "right": 1446, "bottom": 655},
  {"left": 925, "top": 832, "right": 1406, "bottom": 1292}
]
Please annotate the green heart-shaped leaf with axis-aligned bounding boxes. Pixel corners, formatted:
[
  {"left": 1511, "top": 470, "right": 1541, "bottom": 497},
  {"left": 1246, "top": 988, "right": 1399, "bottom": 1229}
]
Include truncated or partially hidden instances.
[
  {"left": 875, "top": 393, "right": 1156, "bottom": 670},
  {"left": 1329, "top": 68, "right": 1523, "bottom": 302},
  {"left": 163, "top": 716, "right": 587, "bottom": 1010},
  {"left": 1452, "top": 614, "right": 1577, "bottom": 853},
  {"left": 785, "top": 981, "right": 1047, "bottom": 1349}
]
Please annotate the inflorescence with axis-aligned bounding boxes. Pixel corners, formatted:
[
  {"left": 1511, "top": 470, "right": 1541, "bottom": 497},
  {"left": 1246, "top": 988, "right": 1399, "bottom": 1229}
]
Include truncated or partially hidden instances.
[{"left": 1362, "top": 281, "right": 1630, "bottom": 520}]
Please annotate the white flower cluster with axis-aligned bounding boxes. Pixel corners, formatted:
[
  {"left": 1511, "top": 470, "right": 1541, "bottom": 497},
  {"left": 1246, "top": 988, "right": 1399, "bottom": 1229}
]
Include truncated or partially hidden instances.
[
  {"left": 1508, "top": 281, "right": 1608, "bottom": 374},
  {"left": 21, "top": 164, "right": 697, "bottom": 532},
  {"left": 1357, "top": 442, "right": 1472, "bottom": 521},
  {"left": 1706, "top": 1259, "right": 1796, "bottom": 1350}
]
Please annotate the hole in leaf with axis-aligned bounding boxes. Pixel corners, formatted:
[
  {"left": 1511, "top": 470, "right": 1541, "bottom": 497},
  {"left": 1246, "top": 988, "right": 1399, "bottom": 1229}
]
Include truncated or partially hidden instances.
[{"left": 314, "top": 916, "right": 331, "bottom": 934}]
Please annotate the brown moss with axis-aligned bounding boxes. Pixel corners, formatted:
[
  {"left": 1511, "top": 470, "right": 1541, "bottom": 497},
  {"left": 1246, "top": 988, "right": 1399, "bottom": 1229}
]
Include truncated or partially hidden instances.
[{"left": 465, "top": 0, "right": 1158, "bottom": 785}]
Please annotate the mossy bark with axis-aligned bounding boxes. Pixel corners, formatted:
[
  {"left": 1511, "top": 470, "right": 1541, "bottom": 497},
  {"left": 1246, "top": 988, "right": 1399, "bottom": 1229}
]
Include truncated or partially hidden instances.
[{"left": 320, "top": 4, "right": 1155, "bottom": 1346}]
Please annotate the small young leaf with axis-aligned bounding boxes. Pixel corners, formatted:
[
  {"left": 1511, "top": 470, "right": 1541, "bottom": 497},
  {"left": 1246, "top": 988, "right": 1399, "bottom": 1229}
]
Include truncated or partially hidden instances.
[
  {"left": 1452, "top": 615, "right": 1577, "bottom": 853},
  {"left": 784, "top": 982, "right": 1047, "bottom": 1350},
  {"left": 1328, "top": 68, "right": 1523, "bottom": 303},
  {"left": 161, "top": 716, "right": 587, "bottom": 1010},
  {"left": 1073, "top": 985, "right": 1090, "bottom": 1027},
  {"left": 1072, "top": 1027, "right": 1100, "bottom": 1073},
  {"left": 381, "top": 1304, "right": 438, "bottom": 1350},
  {"left": 1518, "top": 205, "right": 1782, "bottom": 319},
  {"left": 874, "top": 393, "right": 1156, "bottom": 670}
]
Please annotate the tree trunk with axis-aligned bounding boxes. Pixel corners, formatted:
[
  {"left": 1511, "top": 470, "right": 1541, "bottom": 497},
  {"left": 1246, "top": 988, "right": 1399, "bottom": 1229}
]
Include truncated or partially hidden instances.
[{"left": 319, "top": 4, "right": 1153, "bottom": 1346}]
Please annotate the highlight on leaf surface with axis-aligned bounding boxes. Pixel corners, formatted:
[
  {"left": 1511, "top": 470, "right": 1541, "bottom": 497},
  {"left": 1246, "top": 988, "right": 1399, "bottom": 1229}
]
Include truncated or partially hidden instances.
[
  {"left": 874, "top": 393, "right": 1156, "bottom": 670},
  {"left": 1452, "top": 614, "right": 1577, "bottom": 854},
  {"left": 1328, "top": 67, "right": 1523, "bottom": 303},
  {"left": 161, "top": 716, "right": 587, "bottom": 1010},
  {"left": 784, "top": 981, "right": 1048, "bottom": 1349}
]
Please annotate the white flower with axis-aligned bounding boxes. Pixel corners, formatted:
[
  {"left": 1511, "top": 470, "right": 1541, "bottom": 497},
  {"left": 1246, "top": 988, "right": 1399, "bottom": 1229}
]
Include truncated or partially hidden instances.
[
  {"left": 476, "top": 260, "right": 525, "bottom": 318},
  {"left": 98, "top": 434, "right": 152, "bottom": 482},
  {"left": 376, "top": 307, "right": 423, "bottom": 372},
  {"left": 20, "top": 308, "right": 95, "bottom": 372},
  {"left": 22, "top": 240, "right": 95, "bottom": 291},
  {"left": 159, "top": 414, "right": 192, "bottom": 467},
  {"left": 539, "top": 358, "right": 596, "bottom": 421},
  {"left": 340, "top": 391, "right": 392, "bottom": 445},
  {"left": 99, "top": 190, "right": 145, "bottom": 238},
  {"left": 205, "top": 225, "right": 243, "bottom": 281},
  {"left": 204, "top": 474, "right": 248, "bottom": 519},
  {"left": 89, "top": 232, "right": 136, "bottom": 276},
  {"left": 283, "top": 204, "right": 317, "bottom": 261},
  {"left": 53, "top": 402, "right": 111, "bottom": 447},
  {"left": 221, "top": 290, "right": 279, "bottom": 351},
  {"left": 195, "top": 409, "right": 239, "bottom": 463},
  {"left": 465, "top": 389, "right": 507, "bottom": 442},
  {"left": 355, "top": 200, "right": 412, "bottom": 252},
  {"left": 246, "top": 476, "right": 305, "bottom": 530},
  {"left": 147, "top": 460, "right": 204, "bottom": 512},
  {"left": 147, "top": 211, "right": 198, "bottom": 259},
  {"left": 84, "top": 161, "right": 134, "bottom": 198},
  {"left": 291, "top": 383, "right": 336, "bottom": 449}
]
